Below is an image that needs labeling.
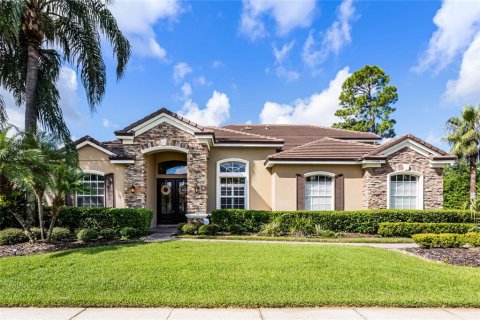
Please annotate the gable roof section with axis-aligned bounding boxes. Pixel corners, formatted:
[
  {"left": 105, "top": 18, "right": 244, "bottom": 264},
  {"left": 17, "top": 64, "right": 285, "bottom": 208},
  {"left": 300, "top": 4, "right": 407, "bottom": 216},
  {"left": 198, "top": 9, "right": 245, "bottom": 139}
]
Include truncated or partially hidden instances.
[
  {"left": 267, "top": 137, "right": 378, "bottom": 161},
  {"left": 203, "top": 126, "right": 284, "bottom": 144},
  {"left": 224, "top": 124, "right": 380, "bottom": 150},
  {"left": 74, "top": 136, "right": 134, "bottom": 160}
]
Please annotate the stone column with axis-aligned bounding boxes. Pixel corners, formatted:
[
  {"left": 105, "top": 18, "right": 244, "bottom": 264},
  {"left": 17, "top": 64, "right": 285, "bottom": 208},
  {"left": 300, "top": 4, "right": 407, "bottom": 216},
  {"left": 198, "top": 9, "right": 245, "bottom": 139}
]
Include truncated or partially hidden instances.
[
  {"left": 123, "top": 145, "right": 147, "bottom": 208},
  {"left": 187, "top": 144, "right": 209, "bottom": 214}
]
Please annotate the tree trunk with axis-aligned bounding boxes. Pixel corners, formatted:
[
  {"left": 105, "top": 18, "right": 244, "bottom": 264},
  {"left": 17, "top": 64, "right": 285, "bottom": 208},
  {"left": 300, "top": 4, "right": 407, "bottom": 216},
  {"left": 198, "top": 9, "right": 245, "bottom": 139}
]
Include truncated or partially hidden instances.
[
  {"left": 35, "top": 190, "right": 45, "bottom": 240},
  {"left": 47, "top": 196, "right": 65, "bottom": 241},
  {"left": 469, "top": 158, "right": 477, "bottom": 209},
  {"left": 9, "top": 210, "right": 35, "bottom": 242}
]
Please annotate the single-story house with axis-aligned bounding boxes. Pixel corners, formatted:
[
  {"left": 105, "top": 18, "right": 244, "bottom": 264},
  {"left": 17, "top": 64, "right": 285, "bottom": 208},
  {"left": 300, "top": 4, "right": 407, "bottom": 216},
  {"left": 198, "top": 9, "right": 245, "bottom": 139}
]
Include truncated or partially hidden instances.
[{"left": 73, "top": 108, "right": 455, "bottom": 226}]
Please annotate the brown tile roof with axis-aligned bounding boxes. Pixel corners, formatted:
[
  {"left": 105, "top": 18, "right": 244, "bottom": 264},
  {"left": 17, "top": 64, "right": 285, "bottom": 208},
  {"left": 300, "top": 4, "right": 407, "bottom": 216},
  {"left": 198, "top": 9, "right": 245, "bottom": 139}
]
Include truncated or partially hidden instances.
[
  {"left": 74, "top": 136, "right": 134, "bottom": 160},
  {"left": 268, "top": 137, "right": 378, "bottom": 161},
  {"left": 364, "top": 133, "right": 453, "bottom": 159},
  {"left": 204, "top": 126, "right": 284, "bottom": 144},
  {"left": 223, "top": 124, "right": 380, "bottom": 150}
]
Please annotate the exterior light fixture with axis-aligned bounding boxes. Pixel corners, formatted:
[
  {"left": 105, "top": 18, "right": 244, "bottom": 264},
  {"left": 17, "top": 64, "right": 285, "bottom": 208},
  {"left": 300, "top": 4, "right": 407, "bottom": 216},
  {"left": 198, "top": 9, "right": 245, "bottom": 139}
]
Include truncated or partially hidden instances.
[{"left": 130, "top": 185, "right": 135, "bottom": 193}]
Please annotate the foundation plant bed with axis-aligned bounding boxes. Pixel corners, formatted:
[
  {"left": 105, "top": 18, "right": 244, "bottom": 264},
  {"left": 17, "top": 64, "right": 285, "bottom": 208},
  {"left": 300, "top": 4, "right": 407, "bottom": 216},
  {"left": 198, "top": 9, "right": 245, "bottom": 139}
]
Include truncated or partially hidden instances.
[{"left": 1, "top": 241, "right": 480, "bottom": 307}]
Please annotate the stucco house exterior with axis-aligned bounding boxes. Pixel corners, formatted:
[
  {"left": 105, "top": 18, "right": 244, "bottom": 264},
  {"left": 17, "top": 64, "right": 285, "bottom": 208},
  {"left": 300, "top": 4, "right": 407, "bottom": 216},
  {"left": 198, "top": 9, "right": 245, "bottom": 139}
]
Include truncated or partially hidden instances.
[{"left": 74, "top": 108, "right": 455, "bottom": 226}]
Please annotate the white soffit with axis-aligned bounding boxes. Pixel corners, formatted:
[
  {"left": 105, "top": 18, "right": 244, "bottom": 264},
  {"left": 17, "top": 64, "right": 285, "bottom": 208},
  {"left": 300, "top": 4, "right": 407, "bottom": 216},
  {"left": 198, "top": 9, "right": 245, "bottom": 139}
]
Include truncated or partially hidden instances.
[{"left": 131, "top": 113, "right": 200, "bottom": 136}]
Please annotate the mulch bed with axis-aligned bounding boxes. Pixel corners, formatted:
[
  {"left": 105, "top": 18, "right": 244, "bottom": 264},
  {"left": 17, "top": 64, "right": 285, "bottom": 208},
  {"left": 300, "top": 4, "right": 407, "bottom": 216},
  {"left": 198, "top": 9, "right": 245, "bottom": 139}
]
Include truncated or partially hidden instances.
[
  {"left": 403, "top": 247, "right": 480, "bottom": 267},
  {"left": 0, "top": 239, "right": 139, "bottom": 258}
]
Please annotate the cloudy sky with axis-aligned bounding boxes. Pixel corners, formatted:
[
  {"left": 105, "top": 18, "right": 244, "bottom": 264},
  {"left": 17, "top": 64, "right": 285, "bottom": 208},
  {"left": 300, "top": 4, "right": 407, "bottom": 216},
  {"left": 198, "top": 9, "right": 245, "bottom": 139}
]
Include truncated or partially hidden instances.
[{"left": 4, "top": 0, "right": 480, "bottom": 150}]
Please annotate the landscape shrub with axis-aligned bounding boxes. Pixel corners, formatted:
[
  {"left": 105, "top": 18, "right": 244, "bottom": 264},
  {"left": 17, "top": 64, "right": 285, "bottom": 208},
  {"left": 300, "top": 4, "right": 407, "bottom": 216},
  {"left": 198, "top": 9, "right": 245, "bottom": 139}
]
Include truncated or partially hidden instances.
[
  {"left": 412, "top": 233, "right": 466, "bottom": 248},
  {"left": 378, "top": 222, "right": 474, "bottom": 237},
  {"left": 465, "top": 232, "right": 480, "bottom": 247},
  {"left": 212, "top": 209, "right": 474, "bottom": 234},
  {"left": 181, "top": 224, "right": 197, "bottom": 235},
  {"left": 315, "top": 225, "right": 336, "bottom": 238},
  {"left": 120, "top": 227, "right": 140, "bottom": 239},
  {"left": 176, "top": 223, "right": 187, "bottom": 234},
  {"left": 468, "top": 224, "right": 480, "bottom": 233},
  {"left": 57, "top": 207, "right": 153, "bottom": 235},
  {"left": 288, "top": 216, "right": 315, "bottom": 237},
  {"left": 0, "top": 228, "right": 28, "bottom": 245},
  {"left": 76, "top": 229, "right": 99, "bottom": 242},
  {"left": 228, "top": 224, "right": 243, "bottom": 235},
  {"left": 198, "top": 224, "right": 219, "bottom": 235},
  {"left": 50, "top": 228, "right": 73, "bottom": 242},
  {"left": 100, "top": 228, "right": 116, "bottom": 240},
  {"left": 259, "top": 219, "right": 282, "bottom": 237}
]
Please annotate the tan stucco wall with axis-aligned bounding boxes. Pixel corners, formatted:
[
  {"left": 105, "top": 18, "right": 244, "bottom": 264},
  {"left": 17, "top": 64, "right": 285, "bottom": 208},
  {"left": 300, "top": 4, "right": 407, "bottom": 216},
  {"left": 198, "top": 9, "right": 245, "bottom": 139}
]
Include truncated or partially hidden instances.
[
  {"left": 271, "top": 164, "right": 364, "bottom": 211},
  {"left": 77, "top": 146, "right": 127, "bottom": 208},
  {"left": 207, "top": 147, "right": 277, "bottom": 212}
]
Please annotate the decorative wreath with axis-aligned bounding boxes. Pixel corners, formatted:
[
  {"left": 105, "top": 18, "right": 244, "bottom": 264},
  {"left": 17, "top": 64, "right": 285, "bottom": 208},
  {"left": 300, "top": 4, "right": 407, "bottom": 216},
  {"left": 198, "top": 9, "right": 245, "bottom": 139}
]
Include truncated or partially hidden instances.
[
  {"left": 179, "top": 185, "right": 187, "bottom": 195},
  {"left": 160, "top": 185, "right": 171, "bottom": 196}
]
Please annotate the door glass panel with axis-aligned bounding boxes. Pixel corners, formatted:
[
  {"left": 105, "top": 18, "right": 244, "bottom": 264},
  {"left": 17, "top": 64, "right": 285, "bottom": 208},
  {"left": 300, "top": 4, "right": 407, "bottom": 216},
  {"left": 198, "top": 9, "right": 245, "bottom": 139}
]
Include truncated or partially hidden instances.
[
  {"left": 178, "top": 180, "right": 187, "bottom": 215},
  {"left": 160, "top": 181, "right": 173, "bottom": 215}
]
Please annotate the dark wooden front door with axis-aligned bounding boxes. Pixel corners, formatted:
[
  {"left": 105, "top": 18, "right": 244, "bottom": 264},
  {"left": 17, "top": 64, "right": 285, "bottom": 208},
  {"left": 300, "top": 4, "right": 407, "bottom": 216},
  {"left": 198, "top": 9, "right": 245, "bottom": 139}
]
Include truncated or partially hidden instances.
[{"left": 157, "top": 178, "right": 187, "bottom": 224}]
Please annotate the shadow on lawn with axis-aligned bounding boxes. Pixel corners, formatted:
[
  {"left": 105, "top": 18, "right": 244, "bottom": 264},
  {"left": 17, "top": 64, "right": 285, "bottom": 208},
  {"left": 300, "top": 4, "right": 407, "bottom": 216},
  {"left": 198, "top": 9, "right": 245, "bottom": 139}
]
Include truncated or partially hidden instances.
[{"left": 48, "top": 241, "right": 155, "bottom": 258}]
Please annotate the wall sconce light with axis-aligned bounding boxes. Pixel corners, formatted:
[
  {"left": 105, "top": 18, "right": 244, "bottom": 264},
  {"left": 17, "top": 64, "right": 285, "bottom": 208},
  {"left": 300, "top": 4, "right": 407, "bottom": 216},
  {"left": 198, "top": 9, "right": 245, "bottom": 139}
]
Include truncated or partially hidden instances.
[
  {"left": 194, "top": 185, "right": 199, "bottom": 193},
  {"left": 130, "top": 184, "right": 136, "bottom": 193}
]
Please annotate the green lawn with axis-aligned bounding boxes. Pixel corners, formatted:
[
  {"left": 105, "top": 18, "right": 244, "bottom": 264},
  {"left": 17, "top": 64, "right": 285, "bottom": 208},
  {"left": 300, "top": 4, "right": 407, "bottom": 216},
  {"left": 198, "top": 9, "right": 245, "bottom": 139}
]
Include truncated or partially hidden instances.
[
  {"left": 0, "top": 241, "right": 479, "bottom": 307},
  {"left": 177, "top": 235, "right": 414, "bottom": 243}
]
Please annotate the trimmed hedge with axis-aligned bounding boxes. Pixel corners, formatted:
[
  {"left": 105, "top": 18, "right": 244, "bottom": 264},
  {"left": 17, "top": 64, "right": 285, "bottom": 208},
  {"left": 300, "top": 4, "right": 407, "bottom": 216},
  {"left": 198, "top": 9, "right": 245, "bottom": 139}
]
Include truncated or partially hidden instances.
[
  {"left": 0, "top": 228, "right": 28, "bottom": 245},
  {"left": 77, "top": 229, "right": 99, "bottom": 242},
  {"left": 211, "top": 209, "right": 474, "bottom": 234},
  {"left": 412, "top": 233, "right": 466, "bottom": 248},
  {"left": 378, "top": 222, "right": 474, "bottom": 237},
  {"left": 57, "top": 207, "right": 153, "bottom": 235}
]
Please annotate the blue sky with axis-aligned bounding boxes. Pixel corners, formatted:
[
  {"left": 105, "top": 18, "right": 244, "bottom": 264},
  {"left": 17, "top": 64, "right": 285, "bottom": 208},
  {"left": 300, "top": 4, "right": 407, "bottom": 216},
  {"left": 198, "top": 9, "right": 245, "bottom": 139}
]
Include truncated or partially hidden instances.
[{"left": 5, "top": 0, "right": 480, "bottom": 151}]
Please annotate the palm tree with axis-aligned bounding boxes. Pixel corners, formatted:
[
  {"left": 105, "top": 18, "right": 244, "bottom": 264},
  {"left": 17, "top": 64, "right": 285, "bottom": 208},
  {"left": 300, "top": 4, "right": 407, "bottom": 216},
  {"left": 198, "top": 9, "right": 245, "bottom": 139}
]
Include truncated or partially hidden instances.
[
  {"left": 445, "top": 105, "right": 480, "bottom": 207},
  {"left": 0, "top": 0, "right": 130, "bottom": 140}
]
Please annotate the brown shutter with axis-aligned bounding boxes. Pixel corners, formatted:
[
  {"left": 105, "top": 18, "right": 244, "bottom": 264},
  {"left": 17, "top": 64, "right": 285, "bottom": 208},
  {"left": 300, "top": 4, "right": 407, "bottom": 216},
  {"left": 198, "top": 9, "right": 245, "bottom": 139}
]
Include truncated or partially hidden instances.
[
  {"left": 65, "top": 193, "right": 74, "bottom": 206},
  {"left": 296, "top": 174, "right": 305, "bottom": 210},
  {"left": 334, "top": 174, "right": 344, "bottom": 211},
  {"left": 104, "top": 173, "right": 115, "bottom": 208}
]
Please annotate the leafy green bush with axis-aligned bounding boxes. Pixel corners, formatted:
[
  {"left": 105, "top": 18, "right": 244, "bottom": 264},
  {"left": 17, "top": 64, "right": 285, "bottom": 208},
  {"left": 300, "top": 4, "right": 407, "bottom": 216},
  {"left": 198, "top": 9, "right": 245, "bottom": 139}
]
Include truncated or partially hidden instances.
[
  {"left": 259, "top": 219, "right": 282, "bottom": 237},
  {"left": 0, "top": 228, "right": 28, "bottom": 245},
  {"left": 50, "top": 228, "right": 73, "bottom": 242},
  {"left": 412, "top": 233, "right": 466, "bottom": 248},
  {"left": 465, "top": 232, "right": 480, "bottom": 247},
  {"left": 176, "top": 223, "right": 187, "bottom": 234},
  {"left": 100, "top": 228, "right": 116, "bottom": 240},
  {"left": 76, "top": 229, "right": 99, "bottom": 242},
  {"left": 57, "top": 207, "right": 153, "bottom": 235},
  {"left": 378, "top": 222, "right": 474, "bottom": 237},
  {"left": 228, "top": 224, "right": 243, "bottom": 235},
  {"left": 120, "top": 227, "right": 140, "bottom": 239},
  {"left": 212, "top": 209, "right": 474, "bottom": 234},
  {"left": 198, "top": 224, "right": 219, "bottom": 235},
  {"left": 468, "top": 224, "right": 480, "bottom": 232},
  {"left": 288, "top": 216, "right": 315, "bottom": 237},
  {"left": 182, "top": 224, "right": 197, "bottom": 235},
  {"left": 315, "top": 225, "right": 336, "bottom": 238}
]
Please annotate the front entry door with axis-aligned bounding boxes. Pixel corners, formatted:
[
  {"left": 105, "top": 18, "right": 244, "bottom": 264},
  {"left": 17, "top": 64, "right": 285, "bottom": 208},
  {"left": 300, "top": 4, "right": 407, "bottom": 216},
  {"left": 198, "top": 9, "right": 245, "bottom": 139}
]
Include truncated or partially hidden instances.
[{"left": 157, "top": 178, "right": 187, "bottom": 224}]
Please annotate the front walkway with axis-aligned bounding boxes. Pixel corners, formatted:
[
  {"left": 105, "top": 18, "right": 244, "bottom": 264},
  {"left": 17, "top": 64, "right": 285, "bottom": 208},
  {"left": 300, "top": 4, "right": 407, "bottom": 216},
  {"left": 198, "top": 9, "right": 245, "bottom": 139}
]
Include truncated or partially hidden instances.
[{"left": 1, "top": 307, "right": 479, "bottom": 320}]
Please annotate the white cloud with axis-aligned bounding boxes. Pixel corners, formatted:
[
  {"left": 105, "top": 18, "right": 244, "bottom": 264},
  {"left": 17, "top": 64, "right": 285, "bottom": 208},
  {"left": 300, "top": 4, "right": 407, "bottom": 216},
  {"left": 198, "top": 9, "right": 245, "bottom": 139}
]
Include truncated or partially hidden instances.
[
  {"left": 181, "top": 82, "right": 192, "bottom": 98},
  {"left": 239, "top": 0, "right": 316, "bottom": 40},
  {"left": 102, "top": 119, "right": 112, "bottom": 128},
  {"left": 414, "top": 0, "right": 480, "bottom": 73},
  {"left": 259, "top": 67, "right": 350, "bottom": 125},
  {"left": 302, "top": 0, "right": 355, "bottom": 69},
  {"left": 178, "top": 91, "right": 230, "bottom": 126},
  {"left": 270, "top": 41, "right": 299, "bottom": 82},
  {"left": 444, "top": 33, "right": 480, "bottom": 103},
  {"left": 109, "top": 0, "right": 182, "bottom": 59},
  {"left": 273, "top": 41, "right": 295, "bottom": 64},
  {"left": 194, "top": 76, "right": 211, "bottom": 86},
  {"left": 272, "top": 66, "right": 300, "bottom": 82},
  {"left": 212, "top": 60, "right": 224, "bottom": 69},
  {"left": 173, "top": 62, "right": 193, "bottom": 83}
]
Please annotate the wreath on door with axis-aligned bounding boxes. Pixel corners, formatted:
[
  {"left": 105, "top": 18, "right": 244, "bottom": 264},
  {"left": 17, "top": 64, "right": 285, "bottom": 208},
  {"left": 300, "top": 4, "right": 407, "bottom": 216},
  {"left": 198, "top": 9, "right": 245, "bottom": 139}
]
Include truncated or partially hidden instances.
[{"left": 160, "top": 185, "right": 171, "bottom": 196}]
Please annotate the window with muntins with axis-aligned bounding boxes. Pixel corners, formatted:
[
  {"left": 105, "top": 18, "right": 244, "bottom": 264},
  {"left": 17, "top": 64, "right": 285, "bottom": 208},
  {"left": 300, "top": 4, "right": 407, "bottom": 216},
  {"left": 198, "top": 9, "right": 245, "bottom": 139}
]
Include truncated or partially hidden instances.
[
  {"left": 217, "top": 161, "right": 248, "bottom": 209},
  {"left": 305, "top": 175, "right": 333, "bottom": 210},
  {"left": 77, "top": 174, "right": 105, "bottom": 207},
  {"left": 389, "top": 174, "right": 418, "bottom": 209}
]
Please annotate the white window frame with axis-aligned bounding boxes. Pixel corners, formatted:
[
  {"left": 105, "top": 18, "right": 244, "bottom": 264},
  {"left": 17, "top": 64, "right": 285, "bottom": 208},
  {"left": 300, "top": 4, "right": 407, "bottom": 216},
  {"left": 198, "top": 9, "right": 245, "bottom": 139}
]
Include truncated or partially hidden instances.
[
  {"left": 304, "top": 171, "right": 335, "bottom": 211},
  {"left": 387, "top": 171, "right": 424, "bottom": 210},
  {"left": 216, "top": 158, "right": 249, "bottom": 209},
  {"left": 76, "top": 170, "right": 105, "bottom": 207}
]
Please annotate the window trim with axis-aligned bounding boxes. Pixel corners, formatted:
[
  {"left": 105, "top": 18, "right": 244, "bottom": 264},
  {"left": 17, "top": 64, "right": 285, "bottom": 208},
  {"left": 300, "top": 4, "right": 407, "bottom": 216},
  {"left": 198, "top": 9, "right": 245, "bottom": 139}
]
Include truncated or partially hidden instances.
[
  {"left": 387, "top": 171, "right": 424, "bottom": 210},
  {"left": 216, "top": 158, "right": 249, "bottom": 209},
  {"left": 304, "top": 171, "right": 335, "bottom": 211},
  {"left": 76, "top": 170, "right": 105, "bottom": 207}
]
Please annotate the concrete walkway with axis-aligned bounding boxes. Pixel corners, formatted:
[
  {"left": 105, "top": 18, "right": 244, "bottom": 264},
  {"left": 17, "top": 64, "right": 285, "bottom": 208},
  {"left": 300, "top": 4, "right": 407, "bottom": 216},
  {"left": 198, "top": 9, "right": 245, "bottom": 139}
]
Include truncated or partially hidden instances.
[{"left": 1, "top": 307, "right": 479, "bottom": 320}]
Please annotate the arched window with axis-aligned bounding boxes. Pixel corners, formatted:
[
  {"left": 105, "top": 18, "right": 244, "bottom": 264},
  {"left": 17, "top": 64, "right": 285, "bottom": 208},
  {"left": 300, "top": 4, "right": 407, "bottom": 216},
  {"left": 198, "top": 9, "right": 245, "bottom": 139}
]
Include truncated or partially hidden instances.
[
  {"left": 217, "top": 159, "right": 249, "bottom": 209},
  {"left": 304, "top": 172, "right": 335, "bottom": 211},
  {"left": 158, "top": 160, "right": 187, "bottom": 175},
  {"left": 388, "top": 172, "right": 423, "bottom": 209},
  {"left": 77, "top": 172, "right": 105, "bottom": 207}
]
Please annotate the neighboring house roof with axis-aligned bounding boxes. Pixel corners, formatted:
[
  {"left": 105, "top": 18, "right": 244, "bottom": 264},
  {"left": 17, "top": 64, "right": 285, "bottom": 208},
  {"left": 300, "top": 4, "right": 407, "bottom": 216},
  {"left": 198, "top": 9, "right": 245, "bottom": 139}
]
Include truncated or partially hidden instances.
[
  {"left": 223, "top": 124, "right": 381, "bottom": 150},
  {"left": 204, "top": 126, "right": 284, "bottom": 144},
  {"left": 267, "top": 137, "right": 379, "bottom": 161}
]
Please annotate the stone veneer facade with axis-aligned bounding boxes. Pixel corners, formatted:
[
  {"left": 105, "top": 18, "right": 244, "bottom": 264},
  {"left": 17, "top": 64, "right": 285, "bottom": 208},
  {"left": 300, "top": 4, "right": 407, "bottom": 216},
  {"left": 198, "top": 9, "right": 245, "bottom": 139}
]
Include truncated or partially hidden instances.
[
  {"left": 362, "top": 147, "right": 444, "bottom": 209},
  {"left": 123, "top": 122, "right": 209, "bottom": 213}
]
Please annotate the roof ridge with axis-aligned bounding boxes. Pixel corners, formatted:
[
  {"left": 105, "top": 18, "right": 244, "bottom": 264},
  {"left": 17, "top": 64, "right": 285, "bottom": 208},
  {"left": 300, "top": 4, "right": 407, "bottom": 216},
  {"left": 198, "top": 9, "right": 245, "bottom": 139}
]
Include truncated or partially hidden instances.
[
  {"left": 366, "top": 133, "right": 451, "bottom": 157},
  {"left": 207, "top": 126, "right": 284, "bottom": 142},
  {"left": 268, "top": 137, "right": 332, "bottom": 158}
]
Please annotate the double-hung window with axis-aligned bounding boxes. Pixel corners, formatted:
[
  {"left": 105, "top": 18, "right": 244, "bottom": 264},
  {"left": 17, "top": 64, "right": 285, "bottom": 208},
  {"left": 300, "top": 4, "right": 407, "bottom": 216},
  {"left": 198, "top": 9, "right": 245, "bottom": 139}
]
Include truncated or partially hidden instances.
[
  {"left": 76, "top": 173, "right": 105, "bottom": 207},
  {"left": 217, "top": 160, "right": 248, "bottom": 209},
  {"left": 389, "top": 173, "right": 422, "bottom": 209},
  {"left": 305, "top": 174, "right": 334, "bottom": 210}
]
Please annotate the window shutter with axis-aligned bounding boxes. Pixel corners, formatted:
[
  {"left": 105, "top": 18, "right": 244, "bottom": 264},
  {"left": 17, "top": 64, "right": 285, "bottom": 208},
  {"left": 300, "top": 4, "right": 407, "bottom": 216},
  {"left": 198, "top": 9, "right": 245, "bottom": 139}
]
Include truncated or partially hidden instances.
[
  {"left": 105, "top": 173, "right": 115, "bottom": 208},
  {"left": 65, "top": 193, "right": 74, "bottom": 206},
  {"left": 296, "top": 174, "right": 305, "bottom": 210},
  {"left": 334, "top": 174, "right": 344, "bottom": 211}
]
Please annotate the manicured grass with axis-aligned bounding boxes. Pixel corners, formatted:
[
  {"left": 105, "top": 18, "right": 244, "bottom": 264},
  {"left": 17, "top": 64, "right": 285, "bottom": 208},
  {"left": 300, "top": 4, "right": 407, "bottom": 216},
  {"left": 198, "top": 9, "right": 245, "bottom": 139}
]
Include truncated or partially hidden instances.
[
  {"left": 177, "top": 235, "right": 414, "bottom": 243},
  {"left": 0, "top": 241, "right": 479, "bottom": 307}
]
